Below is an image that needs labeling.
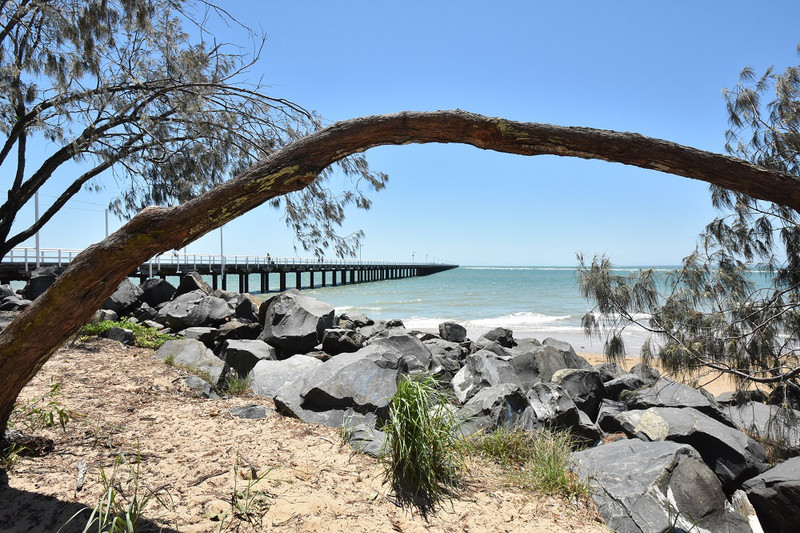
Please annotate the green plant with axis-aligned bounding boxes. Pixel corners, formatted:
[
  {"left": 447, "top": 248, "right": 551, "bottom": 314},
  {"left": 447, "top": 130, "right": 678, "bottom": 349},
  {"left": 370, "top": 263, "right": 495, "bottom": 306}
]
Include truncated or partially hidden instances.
[
  {"left": 60, "top": 449, "right": 169, "bottom": 533},
  {"left": 383, "top": 375, "right": 465, "bottom": 511},
  {"left": 81, "top": 318, "right": 175, "bottom": 350},
  {"left": 12, "top": 381, "right": 73, "bottom": 433},
  {"left": 212, "top": 456, "right": 275, "bottom": 531},
  {"left": 468, "top": 426, "right": 591, "bottom": 500},
  {"left": 223, "top": 373, "right": 252, "bottom": 397},
  {"left": 0, "top": 442, "right": 29, "bottom": 470}
]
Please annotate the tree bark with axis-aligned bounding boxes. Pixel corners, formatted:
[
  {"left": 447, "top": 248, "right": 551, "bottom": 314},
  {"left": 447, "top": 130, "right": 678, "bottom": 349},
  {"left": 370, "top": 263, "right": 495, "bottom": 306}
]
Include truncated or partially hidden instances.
[{"left": 3, "top": 109, "right": 800, "bottom": 436}]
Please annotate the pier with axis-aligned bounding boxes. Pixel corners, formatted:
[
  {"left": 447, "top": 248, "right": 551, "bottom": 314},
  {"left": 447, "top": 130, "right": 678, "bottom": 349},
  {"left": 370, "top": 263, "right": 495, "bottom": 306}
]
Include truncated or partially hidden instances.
[{"left": 0, "top": 247, "right": 458, "bottom": 293}]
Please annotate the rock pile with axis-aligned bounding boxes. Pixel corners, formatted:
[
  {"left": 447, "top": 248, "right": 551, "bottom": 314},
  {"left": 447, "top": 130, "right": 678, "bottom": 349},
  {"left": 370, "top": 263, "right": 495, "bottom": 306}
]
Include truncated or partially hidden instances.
[{"left": 3, "top": 269, "right": 798, "bottom": 532}]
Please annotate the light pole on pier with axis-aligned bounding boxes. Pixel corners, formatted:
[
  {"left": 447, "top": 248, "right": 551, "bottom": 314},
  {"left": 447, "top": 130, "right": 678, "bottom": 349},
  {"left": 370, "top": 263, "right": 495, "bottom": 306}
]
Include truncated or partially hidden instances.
[{"left": 412, "top": 251, "right": 415, "bottom": 264}]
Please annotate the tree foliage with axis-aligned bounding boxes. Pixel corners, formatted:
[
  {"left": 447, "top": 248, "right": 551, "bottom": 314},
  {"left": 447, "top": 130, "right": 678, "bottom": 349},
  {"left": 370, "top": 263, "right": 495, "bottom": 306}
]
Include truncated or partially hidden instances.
[
  {"left": 0, "top": 0, "right": 386, "bottom": 259},
  {"left": 579, "top": 45, "right": 800, "bottom": 404}
]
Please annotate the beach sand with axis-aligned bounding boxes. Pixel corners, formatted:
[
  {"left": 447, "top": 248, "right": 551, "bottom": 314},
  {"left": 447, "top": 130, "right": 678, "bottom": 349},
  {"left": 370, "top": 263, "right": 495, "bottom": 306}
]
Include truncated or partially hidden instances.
[{"left": 1, "top": 338, "right": 604, "bottom": 532}]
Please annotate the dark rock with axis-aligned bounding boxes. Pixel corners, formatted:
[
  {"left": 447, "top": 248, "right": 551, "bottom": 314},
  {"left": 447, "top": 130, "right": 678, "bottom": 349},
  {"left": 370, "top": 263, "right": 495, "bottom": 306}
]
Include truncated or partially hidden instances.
[
  {"left": 179, "top": 326, "right": 220, "bottom": 346},
  {"left": 103, "top": 326, "right": 135, "bottom": 345},
  {"left": 230, "top": 404, "right": 274, "bottom": 419},
  {"left": 357, "top": 321, "right": 388, "bottom": 339},
  {"left": 22, "top": 265, "right": 65, "bottom": 300},
  {"left": 743, "top": 456, "right": 800, "bottom": 533},
  {"left": 233, "top": 295, "right": 260, "bottom": 323},
  {"left": 216, "top": 320, "right": 262, "bottom": 342},
  {"left": 0, "top": 296, "right": 30, "bottom": 311},
  {"left": 424, "top": 338, "right": 466, "bottom": 381},
  {"left": 459, "top": 383, "right": 530, "bottom": 436},
  {"left": 716, "top": 389, "right": 769, "bottom": 406},
  {"left": 179, "top": 375, "right": 220, "bottom": 399},
  {"left": 438, "top": 321, "right": 467, "bottom": 343},
  {"left": 508, "top": 351, "right": 542, "bottom": 391},
  {"left": 132, "top": 302, "right": 158, "bottom": 322},
  {"left": 542, "top": 338, "right": 592, "bottom": 370},
  {"left": 339, "top": 311, "right": 372, "bottom": 328},
  {"left": 725, "top": 402, "right": 800, "bottom": 456},
  {"left": 139, "top": 278, "right": 176, "bottom": 307},
  {"left": 472, "top": 339, "right": 511, "bottom": 358},
  {"left": 0, "top": 284, "right": 14, "bottom": 298},
  {"left": 596, "top": 399, "right": 628, "bottom": 435},
  {"left": 603, "top": 373, "right": 646, "bottom": 401},
  {"left": 102, "top": 278, "right": 142, "bottom": 316},
  {"left": 631, "top": 363, "right": 661, "bottom": 385},
  {"left": 615, "top": 406, "right": 768, "bottom": 493},
  {"left": 522, "top": 382, "right": 600, "bottom": 442},
  {"left": 623, "top": 378, "right": 733, "bottom": 426},
  {"left": 346, "top": 423, "right": 387, "bottom": 457},
  {"left": 222, "top": 339, "right": 276, "bottom": 377},
  {"left": 478, "top": 327, "right": 516, "bottom": 348},
  {"left": 551, "top": 368, "right": 606, "bottom": 420},
  {"left": 92, "top": 309, "right": 119, "bottom": 323},
  {"left": 158, "top": 290, "right": 233, "bottom": 330},
  {"left": 322, "top": 328, "right": 366, "bottom": 355},
  {"left": 156, "top": 339, "right": 228, "bottom": 386},
  {"left": 593, "top": 362, "right": 627, "bottom": 383},
  {"left": 508, "top": 337, "right": 541, "bottom": 356},
  {"left": 250, "top": 355, "right": 322, "bottom": 399},
  {"left": 364, "top": 329, "right": 431, "bottom": 371},
  {"left": 451, "top": 350, "right": 520, "bottom": 403},
  {"left": 571, "top": 439, "right": 752, "bottom": 533},
  {"left": 386, "top": 318, "right": 405, "bottom": 328},
  {"left": 258, "top": 290, "right": 335, "bottom": 357},
  {"left": 175, "top": 271, "right": 212, "bottom": 297}
]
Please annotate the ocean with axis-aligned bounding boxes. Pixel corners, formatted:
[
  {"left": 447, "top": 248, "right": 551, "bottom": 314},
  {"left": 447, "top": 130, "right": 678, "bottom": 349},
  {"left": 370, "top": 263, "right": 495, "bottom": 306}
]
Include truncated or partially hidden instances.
[{"left": 253, "top": 265, "right": 665, "bottom": 355}]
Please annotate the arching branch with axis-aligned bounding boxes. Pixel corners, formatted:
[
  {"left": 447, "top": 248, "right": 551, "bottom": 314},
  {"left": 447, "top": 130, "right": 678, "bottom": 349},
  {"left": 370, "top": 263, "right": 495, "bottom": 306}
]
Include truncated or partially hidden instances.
[{"left": 2, "top": 109, "right": 800, "bottom": 434}]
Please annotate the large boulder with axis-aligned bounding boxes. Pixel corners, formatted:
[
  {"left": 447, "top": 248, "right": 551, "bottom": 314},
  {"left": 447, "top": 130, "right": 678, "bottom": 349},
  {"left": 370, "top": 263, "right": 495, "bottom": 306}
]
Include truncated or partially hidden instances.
[
  {"left": 477, "top": 327, "right": 516, "bottom": 348},
  {"left": 551, "top": 368, "right": 606, "bottom": 420},
  {"left": 604, "top": 373, "right": 646, "bottom": 401},
  {"left": 321, "top": 328, "right": 366, "bottom": 356},
  {"left": 542, "top": 338, "right": 592, "bottom": 370},
  {"left": 363, "top": 329, "right": 431, "bottom": 371},
  {"left": 179, "top": 327, "right": 220, "bottom": 347},
  {"left": 623, "top": 378, "right": 732, "bottom": 426},
  {"left": 522, "top": 382, "right": 600, "bottom": 441},
  {"left": 0, "top": 295, "right": 32, "bottom": 311},
  {"left": 451, "top": 350, "right": 520, "bottom": 403},
  {"left": 222, "top": 339, "right": 276, "bottom": 377},
  {"left": 158, "top": 290, "right": 233, "bottom": 330},
  {"left": 175, "top": 271, "right": 212, "bottom": 297},
  {"left": 102, "top": 278, "right": 142, "bottom": 316},
  {"left": 572, "top": 440, "right": 752, "bottom": 533},
  {"left": 459, "top": 383, "right": 530, "bottom": 436},
  {"left": 250, "top": 354, "right": 322, "bottom": 399},
  {"left": 438, "top": 321, "right": 467, "bottom": 343},
  {"left": 155, "top": 339, "right": 228, "bottom": 386},
  {"left": 743, "top": 456, "right": 800, "bottom": 533},
  {"left": 139, "top": 278, "right": 176, "bottom": 308},
  {"left": 424, "top": 338, "right": 466, "bottom": 381},
  {"left": 593, "top": 362, "right": 628, "bottom": 383},
  {"left": 725, "top": 401, "right": 800, "bottom": 456},
  {"left": 22, "top": 265, "right": 64, "bottom": 300},
  {"left": 615, "top": 406, "right": 768, "bottom": 493},
  {"left": 258, "top": 290, "right": 334, "bottom": 357}
]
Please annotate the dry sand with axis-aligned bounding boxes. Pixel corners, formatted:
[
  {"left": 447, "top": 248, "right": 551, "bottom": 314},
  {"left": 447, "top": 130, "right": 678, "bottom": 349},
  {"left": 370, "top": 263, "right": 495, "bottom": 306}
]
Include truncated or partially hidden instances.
[{"left": 1, "top": 338, "right": 606, "bottom": 532}]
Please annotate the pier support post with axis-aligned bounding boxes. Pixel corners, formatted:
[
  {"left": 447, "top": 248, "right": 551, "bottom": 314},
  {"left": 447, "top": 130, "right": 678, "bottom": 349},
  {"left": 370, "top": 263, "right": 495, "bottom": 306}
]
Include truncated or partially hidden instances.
[
  {"left": 322, "top": 271, "right": 326, "bottom": 287},
  {"left": 295, "top": 271, "right": 301, "bottom": 290},
  {"left": 280, "top": 272, "right": 286, "bottom": 292}
]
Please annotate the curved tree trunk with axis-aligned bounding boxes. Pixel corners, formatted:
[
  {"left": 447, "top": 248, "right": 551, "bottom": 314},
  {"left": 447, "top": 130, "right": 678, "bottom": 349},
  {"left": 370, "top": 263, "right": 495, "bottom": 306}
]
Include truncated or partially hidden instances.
[{"left": 2, "top": 109, "right": 800, "bottom": 436}]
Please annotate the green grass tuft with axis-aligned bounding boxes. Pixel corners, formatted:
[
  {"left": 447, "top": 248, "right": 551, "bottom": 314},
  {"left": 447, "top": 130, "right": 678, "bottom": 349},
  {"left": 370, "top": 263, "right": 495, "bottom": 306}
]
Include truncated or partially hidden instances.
[
  {"left": 81, "top": 318, "right": 175, "bottom": 349},
  {"left": 383, "top": 375, "right": 465, "bottom": 511},
  {"left": 223, "top": 373, "right": 252, "bottom": 396}
]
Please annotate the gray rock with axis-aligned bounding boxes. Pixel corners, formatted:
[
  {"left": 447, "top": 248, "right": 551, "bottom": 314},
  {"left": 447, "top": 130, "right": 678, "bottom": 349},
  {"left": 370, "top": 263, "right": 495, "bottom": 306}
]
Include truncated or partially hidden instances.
[
  {"left": 250, "top": 354, "right": 322, "bottom": 399},
  {"left": 322, "top": 328, "right": 366, "bottom": 355},
  {"left": 459, "top": 383, "right": 530, "bottom": 436},
  {"left": 102, "top": 278, "right": 143, "bottom": 316},
  {"left": 357, "top": 320, "right": 388, "bottom": 339},
  {"left": 258, "top": 290, "right": 335, "bottom": 357},
  {"left": 542, "top": 338, "right": 592, "bottom": 369},
  {"left": 92, "top": 309, "right": 119, "bottom": 323},
  {"left": 438, "top": 321, "right": 467, "bottom": 343},
  {"left": 156, "top": 339, "right": 228, "bottom": 386},
  {"left": 743, "top": 456, "right": 800, "bottom": 533},
  {"left": 22, "top": 265, "right": 65, "bottom": 300},
  {"left": 233, "top": 295, "right": 260, "bottom": 323},
  {"left": 0, "top": 284, "right": 14, "bottom": 298},
  {"left": 132, "top": 303, "right": 157, "bottom": 322},
  {"left": 339, "top": 311, "right": 372, "bottom": 328},
  {"left": 726, "top": 401, "right": 800, "bottom": 455},
  {"left": 596, "top": 399, "right": 629, "bottom": 435},
  {"left": 346, "top": 423, "right": 387, "bottom": 457},
  {"left": 716, "top": 389, "right": 769, "bottom": 406},
  {"left": 631, "top": 363, "right": 661, "bottom": 385},
  {"left": 159, "top": 290, "right": 233, "bottom": 330},
  {"left": 424, "top": 338, "right": 466, "bottom": 381},
  {"left": 477, "top": 327, "right": 516, "bottom": 348},
  {"left": 551, "top": 368, "right": 606, "bottom": 420},
  {"left": 623, "top": 378, "right": 733, "bottom": 426},
  {"left": 180, "top": 375, "right": 220, "bottom": 399},
  {"left": 230, "top": 404, "right": 274, "bottom": 419},
  {"left": 593, "top": 362, "right": 628, "bottom": 383},
  {"left": 571, "top": 439, "right": 752, "bottom": 533},
  {"left": 0, "top": 295, "right": 31, "bottom": 311},
  {"left": 451, "top": 350, "right": 520, "bottom": 403},
  {"left": 175, "top": 271, "right": 212, "bottom": 297},
  {"left": 223, "top": 339, "right": 276, "bottom": 377},
  {"left": 179, "top": 326, "right": 220, "bottom": 346},
  {"left": 604, "top": 373, "right": 646, "bottom": 401},
  {"left": 508, "top": 337, "right": 541, "bottom": 356},
  {"left": 508, "top": 351, "right": 542, "bottom": 391},
  {"left": 104, "top": 326, "right": 135, "bottom": 345},
  {"left": 139, "top": 278, "right": 176, "bottom": 308},
  {"left": 615, "top": 406, "right": 768, "bottom": 493},
  {"left": 216, "top": 320, "right": 262, "bottom": 342},
  {"left": 364, "top": 329, "right": 431, "bottom": 371},
  {"left": 522, "top": 382, "right": 600, "bottom": 442}
]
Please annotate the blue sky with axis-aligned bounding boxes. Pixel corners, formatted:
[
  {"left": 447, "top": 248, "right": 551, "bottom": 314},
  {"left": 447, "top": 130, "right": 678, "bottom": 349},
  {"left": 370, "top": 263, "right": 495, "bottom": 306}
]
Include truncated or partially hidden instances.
[{"left": 9, "top": 1, "right": 800, "bottom": 266}]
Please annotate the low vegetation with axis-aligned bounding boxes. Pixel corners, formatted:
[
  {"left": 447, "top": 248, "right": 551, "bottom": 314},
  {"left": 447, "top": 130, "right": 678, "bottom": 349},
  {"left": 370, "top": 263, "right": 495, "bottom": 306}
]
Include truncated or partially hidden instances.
[{"left": 80, "top": 318, "right": 175, "bottom": 349}]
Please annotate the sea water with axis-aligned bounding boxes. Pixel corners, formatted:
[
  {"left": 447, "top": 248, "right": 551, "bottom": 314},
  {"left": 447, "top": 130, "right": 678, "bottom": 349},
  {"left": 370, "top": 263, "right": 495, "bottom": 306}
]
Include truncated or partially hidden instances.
[{"left": 251, "top": 265, "right": 669, "bottom": 355}]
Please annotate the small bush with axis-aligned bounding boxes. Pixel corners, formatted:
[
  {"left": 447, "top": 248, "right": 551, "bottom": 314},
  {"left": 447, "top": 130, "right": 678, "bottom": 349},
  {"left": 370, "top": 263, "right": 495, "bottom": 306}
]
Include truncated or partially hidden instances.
[
  {"left": 383, "top": 375, "right": 464, "bottom": 511},
  {"left": 81, "top": 318, "right": 174, "bottom": 349},
  {"left": 468, "top": 426, "right": 590, "bottom": 500}
]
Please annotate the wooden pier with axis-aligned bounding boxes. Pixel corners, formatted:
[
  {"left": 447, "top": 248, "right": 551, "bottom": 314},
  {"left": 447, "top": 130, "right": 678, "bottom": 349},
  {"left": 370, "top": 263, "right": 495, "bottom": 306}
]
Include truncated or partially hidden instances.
[{"left": 0, "top": 248, "right": 458, "bottom": 293}]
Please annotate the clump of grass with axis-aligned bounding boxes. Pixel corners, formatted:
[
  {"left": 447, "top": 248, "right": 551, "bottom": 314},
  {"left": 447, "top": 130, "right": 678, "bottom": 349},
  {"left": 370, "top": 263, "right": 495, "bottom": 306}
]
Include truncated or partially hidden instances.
[
  {"left": 223, "top": 373, "right": 252, "bottom": 396},
  {"left": 211, "top": 455, "right": 275, "bottom": 530},
  {"left": 383, "top": 375, "right": 465, "bottom": 511},
  {"left": 12, "top": 381, "right": 74, "bottom": 433},
  {"left": 60, "top": 449, "right": 170, "bottom": 533},
  {"left": 468, "top": 426, "right": 591, "bottom": 500},
  {"left": 81, "top": 318, "right": 175, "bottom": 349}
]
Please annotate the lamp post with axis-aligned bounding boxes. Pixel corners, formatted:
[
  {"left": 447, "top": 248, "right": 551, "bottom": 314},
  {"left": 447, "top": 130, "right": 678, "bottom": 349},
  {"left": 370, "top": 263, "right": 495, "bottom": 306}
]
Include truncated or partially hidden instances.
[{"left": 412, "top": 251, "right": 415, "bottom": 264}]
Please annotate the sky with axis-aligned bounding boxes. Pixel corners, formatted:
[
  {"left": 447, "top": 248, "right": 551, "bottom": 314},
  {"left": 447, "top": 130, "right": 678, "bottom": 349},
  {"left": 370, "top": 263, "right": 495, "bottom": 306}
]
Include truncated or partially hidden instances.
[{"left": 8, "top": 0, "right": 800, "bottom": 266}]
